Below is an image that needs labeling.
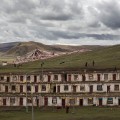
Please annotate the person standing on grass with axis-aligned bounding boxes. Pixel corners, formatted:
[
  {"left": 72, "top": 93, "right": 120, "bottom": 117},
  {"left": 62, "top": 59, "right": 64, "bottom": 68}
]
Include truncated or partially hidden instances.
[
  {"left": 92, "top": 60, "right": 95, "bottom": 67},
  {"left": 66, "top": 104, "right": 69, "bottom": 113},
  {"left": 85, "top": 62, "right": 88, "bottom": 67}
]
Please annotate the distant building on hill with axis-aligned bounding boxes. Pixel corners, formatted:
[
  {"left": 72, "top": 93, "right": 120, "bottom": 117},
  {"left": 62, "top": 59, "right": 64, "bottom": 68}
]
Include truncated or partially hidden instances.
[{"left": 2, "top": 61, "right": 8, "bottom": 66}]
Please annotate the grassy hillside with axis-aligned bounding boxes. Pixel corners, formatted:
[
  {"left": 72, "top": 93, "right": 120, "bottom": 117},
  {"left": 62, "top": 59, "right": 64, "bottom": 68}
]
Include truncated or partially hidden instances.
[
  {"left": 5, "top": 41, "right": 70, "bottom": 56},
  {"left": 0, "top": 41, "right": 104, "bottom": 56},
  {"left": 0, "top": 44, "right": 119, "bottom": 73}
]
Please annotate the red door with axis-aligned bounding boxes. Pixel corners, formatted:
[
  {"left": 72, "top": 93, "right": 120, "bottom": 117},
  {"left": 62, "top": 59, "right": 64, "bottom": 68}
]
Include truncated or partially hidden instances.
[
  {"left": 97, "top": 74, "right": 100, "bottom": 81},
  {"left": 73, "top": 86, "right": 76, "bottom": 92},
  {"left": 20, "top": 98, "right": 23, "bottom": 106},
  {"left": 68, "top": 75, "right": 71, "bottom": 82},
  {"left": 3, "top": 99, "right": 6, "bottom": 106},
  {"left": 34, "top": 76, "right": 37, "bottom": 83},
  {"left": 35, "top": 85, "right": 38, "bottom": 93},
  {"left": 44, "top": 97, "right": 48, "bottom": 106},
  {"left": 90, "top": 85, "right": 93, "bottom": 93},
  {"left": 20, "top": 85, "right": 23, "bottom": 93},
  {"left": 82, "top": 75, "right": 86, "bottom": 81},
  {"left": 48, "top": 75, "right": 51, "bottom": 82},
  {"left": 57, "top": 86, "right": 60, "bottom": 93},
  {"left": 113, "top": 74, "right": 116, "bottom": 80},
  {"left": 62, "top": 99, "right": 65, "bottom": 108},
  {"left": 99, "top": 99, "right": 102, "bottom": 106}
]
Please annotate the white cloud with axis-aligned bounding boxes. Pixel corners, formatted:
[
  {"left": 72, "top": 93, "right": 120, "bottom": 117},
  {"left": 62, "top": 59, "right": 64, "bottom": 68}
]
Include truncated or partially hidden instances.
[{"left": 0, "top": 0, "right": 120, "bottom": 45}]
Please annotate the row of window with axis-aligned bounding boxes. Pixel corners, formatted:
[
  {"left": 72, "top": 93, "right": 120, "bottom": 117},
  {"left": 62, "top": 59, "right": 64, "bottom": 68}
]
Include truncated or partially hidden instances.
[
  {"left": 0, "top": 73, "right": 119, "bottom": 82},
  {"left": 1, "top": 84, "right": 120, "bottom": 93},
  {"left": 1, "top": 97, "right": 115, "bottom": 105}
]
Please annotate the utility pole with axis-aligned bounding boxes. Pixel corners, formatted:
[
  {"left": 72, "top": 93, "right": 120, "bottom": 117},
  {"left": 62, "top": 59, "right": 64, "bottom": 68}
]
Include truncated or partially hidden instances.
[
  {"left": 31, "top": 83, "right": 34, "bottom": 120},
  {"left": 26, "top": 74, "right": 28, "bottom": 113}
]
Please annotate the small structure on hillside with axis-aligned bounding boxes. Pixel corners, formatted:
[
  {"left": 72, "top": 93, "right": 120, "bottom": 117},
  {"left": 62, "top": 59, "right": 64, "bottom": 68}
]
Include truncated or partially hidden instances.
[
  {"left": 2, "top": 61, "right": 8, "bottom": 66},
  {"left": 14, "top": 49, "right": 58, "bottom": 64}
]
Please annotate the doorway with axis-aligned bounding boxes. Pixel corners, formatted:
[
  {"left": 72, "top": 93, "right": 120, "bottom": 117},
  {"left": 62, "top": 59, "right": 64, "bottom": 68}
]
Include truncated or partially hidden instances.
[
  {"left": 44, "top": 97, "right": 48, "bottom": 106},
  {"left": 20, "top": 85, "right": 23, "bottom": 93},
  {"left": 90, "top": 85, "right": 93, "bottom": 93},
  {"left": 3, "top": 99, "right": 6, "bottom": 106},
  {"left": 79, "top": 99, "right": 83, "bottom": 106},
  {"left": 62, "top": 99, "right": 65, "bottom": 108},
  {"left": 48, "top": 75, "right": 51, "bottom": 82},
  {"left": 99, "top": 98, "right": 102, "bottom": 106},
  {"left": 57, "top": 86, "right": 60, "bottom": 93},
  {"left": 97, "top": 74, "right": 100, "bottom": 81},
  {"left": 19, "top": 97, "right": 23, "bottom": 106}
]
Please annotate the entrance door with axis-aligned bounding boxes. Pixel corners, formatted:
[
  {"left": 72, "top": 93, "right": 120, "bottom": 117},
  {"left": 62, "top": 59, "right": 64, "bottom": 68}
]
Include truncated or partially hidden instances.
[
  {"left": 44, "top": 97, "right": 48, "bottom": 106},
  {"left": 5, "top": 86, "right": 8, "bottom": 92},
  {"left": 90, "top": 85, "right": 93, "bottom": 93},
  {"left": 62, "top": 99, "right": 65, "bottom": 108},
  {"left": 3, "top": 99, "right": 6, "bottom": 106},
  {"left": 37, "top": 99, "right": 39, "bottom": 106},
  {"left": 68, "top": 75, "right": 71, "bottom": 82},
  {"left": 53, "top": 86, "right": 56, "bottom": 93},
  {"left": 57, "top": 86, "right": 60, "bottom": 93},
  {"left": 113, "top": 74, "right": 116, "bottom": 80},
  {"left": 97, "top": 74, "right": 100, "bottom": 81},
  {"left": 35, "top": 85, "right": 38, "bottom": 93},
  {"left": 107, "top": 86, "right": 110, "bottom": 93},
  {"left": 73, "top": 86, "right": 76, "bottom": 92},
  {"left": 48, "top": 75, "right": 51, "bottom": 82},
  {"left": 99, "top": 99, "right": 102, "bottom": 106},
  {"left": 19, "top": 98, "right": 23, "bottom": 106},
  {"left": 118, "top": 99, "right": 120, "bottom": 105},
  {"left": 79, "top": 99, "right": 83, "bottom": 106},
  {"left": 20, "top": 85, "right": 23, "bottom": 93},
  {"left": 82, "top": 75, "right": 86, "bottom": 81}
]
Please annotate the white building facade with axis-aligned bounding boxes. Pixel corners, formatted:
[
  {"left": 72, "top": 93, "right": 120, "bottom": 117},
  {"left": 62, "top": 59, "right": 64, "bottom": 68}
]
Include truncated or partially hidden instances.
[{"left": 0, "top": 69, "right": 120, "bottom": 107}]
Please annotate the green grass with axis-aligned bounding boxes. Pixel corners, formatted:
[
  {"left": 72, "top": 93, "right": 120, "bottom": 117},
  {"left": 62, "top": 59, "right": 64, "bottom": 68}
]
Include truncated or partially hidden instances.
[
  {"left": 1, "top": 107, "right": 120, "bottom": 120},
  {"left": 0, "top": 45, "right": 120, "bottom": 73}
]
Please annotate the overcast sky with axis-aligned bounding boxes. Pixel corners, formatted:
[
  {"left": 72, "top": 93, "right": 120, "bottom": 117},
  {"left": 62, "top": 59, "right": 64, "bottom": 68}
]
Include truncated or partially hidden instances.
[{"left": 0, "top": 0, "right": 120, "bottom": 45}]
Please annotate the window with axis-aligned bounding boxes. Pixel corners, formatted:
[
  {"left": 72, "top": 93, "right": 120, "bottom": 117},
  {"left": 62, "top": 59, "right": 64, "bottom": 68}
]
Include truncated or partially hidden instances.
[
  {"left": 54, "top": 75, "right": 58, "bottom": 80},
  {"left": 27, "top": 86, "right": 31, "bottom": 91},
  {"left": 20, "top": 76, "right": 24, "bottom": 81},
  {"left": 27, "top": 98, "right": 32, "bottom": 103},
  {"left": 104, "top": 74, "right": 108, "bottom": 80},
  {"left": 11, "top": 85, "right": 16, "bottom": 91},
  {"left": 88, "top": 98, "right": 93, "bottom": 104},
  {"left": 34, "top": 76, "right": 37, "bottom": 82},
  {"left": 64, "top": 85, "right": 68, "bottom": 91},
  {"left": 27, "top": 76, "right": 30, "bottom": 81},
  {"left": 107, "top": 98, "right": 113, "bottom": 104},
  {"left": 13, "top": 76, "right": 17, "bottom": 81},
  {"left": 7, "top": 77, "right": 10, "bottom": 82},
  {"left": 52, "top": 97, "right": 57, "bottom": 104},
  {"left": 69, "top": 99, "right": 75, "bottom": 105},
  {"left": 89, "top": 74, "right": 93, "bottom": 80},
  {"left": 74, "top": 74, "right": 79, "bottom": 81},
  {"left": 114, "top": 85, "right": 119, "bottom": 91},
  {"left": 41, "top": 85, "right": 46, "bottom": 91},
  {"left": 80, "top": 85, "right": 85, "bottom": 91},
  {"left": 0, "top": 76, "right": 4, "bottom": 81},
  {"left": 97, "top": 85, "right": 103, "bottom": 91},
  {"left": 10, "top": 98, "right": 15, "bottom": 104},
  {"left": 68, "top": 75, "right": 71, "bottom": 81}
]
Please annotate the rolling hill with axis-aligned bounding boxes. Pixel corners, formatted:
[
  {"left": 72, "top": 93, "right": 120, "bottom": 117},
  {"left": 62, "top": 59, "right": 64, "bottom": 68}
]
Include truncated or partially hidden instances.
[
  {"left": 0, "top": 44, "right": 120, "bottom": 73},
  {"left": 0, "top": 41, "right": 104, "bottom": 56}
]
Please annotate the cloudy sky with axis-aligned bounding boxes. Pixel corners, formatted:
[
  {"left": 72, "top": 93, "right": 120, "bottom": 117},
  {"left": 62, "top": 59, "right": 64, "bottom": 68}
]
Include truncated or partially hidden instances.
[{"left": 0, "top": 0, "right": 120, "bottom": 45}]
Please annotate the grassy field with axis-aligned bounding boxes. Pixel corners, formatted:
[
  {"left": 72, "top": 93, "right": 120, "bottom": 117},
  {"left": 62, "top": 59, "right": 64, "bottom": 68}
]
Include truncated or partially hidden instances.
[{"left": 0, "top": 107, "right": 120, "bottom": 120}]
